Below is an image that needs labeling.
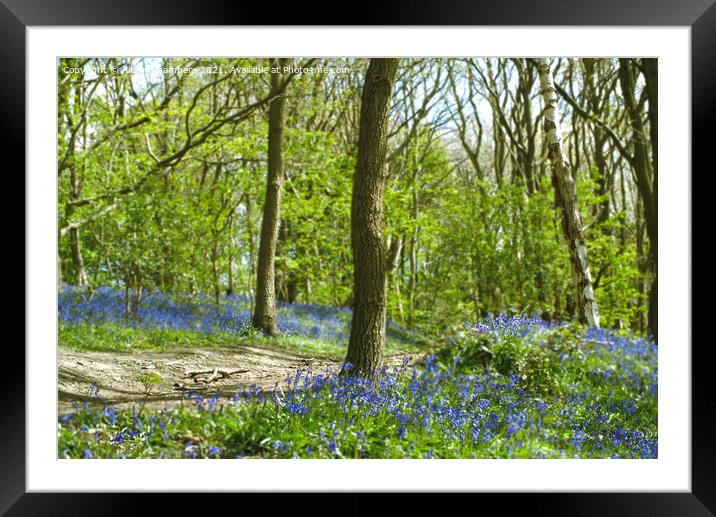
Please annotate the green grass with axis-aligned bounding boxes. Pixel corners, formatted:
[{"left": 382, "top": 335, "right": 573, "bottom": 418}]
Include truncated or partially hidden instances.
[
  {"left": 58, "top": 320, "right": 657, "bottom": 459},
  {"left": 59, "top": 323, "right": 227, "bottom": 352},
  {"left": 59, "top": 321, "right": 426, "bottom": 359}
]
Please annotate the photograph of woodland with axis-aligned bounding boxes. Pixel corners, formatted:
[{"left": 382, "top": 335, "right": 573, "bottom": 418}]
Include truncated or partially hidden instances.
[{"left": 57, "top": 57, "right": 657, "bottom": 459}]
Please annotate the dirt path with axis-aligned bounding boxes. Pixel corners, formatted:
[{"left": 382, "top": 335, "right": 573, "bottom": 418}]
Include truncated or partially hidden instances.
[{"left": 58, "top": 345, "right": 417, "bottom": 414}]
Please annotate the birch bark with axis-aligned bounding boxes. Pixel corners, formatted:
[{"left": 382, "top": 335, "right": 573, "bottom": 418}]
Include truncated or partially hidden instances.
[{"left": 537, "top": 59, "right": 600, "bottom": 327}]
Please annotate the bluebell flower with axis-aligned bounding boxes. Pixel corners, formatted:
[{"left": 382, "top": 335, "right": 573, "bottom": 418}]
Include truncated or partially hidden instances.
[{"left": 208, "top": 445, "right": 223, "bottom": 457}]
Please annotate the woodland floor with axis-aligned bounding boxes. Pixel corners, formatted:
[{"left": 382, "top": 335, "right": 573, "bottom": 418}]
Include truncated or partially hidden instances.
[{"left": 58, "top": 345, "right": 419, "bottom": 414}]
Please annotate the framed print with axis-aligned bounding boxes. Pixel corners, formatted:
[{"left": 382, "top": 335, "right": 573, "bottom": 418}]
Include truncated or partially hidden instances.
[{"left": 4, "top": 0, "right": 714, "bottom": 514}]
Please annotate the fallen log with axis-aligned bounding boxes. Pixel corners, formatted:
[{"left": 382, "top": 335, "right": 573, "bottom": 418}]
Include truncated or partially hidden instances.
[{"left": 183, "top": 368, "right": 249, "bottom": 384}]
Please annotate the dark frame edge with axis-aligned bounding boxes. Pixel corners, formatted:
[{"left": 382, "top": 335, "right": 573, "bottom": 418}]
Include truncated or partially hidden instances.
[
  {"left": 692, "top": 0, "right": 716, "bottom": 515},
  {"left": 4, "top": 0, "right": 715, "bottom": 514},
  {"left": 0, "top": 0, "right": 26, "bottom": 515}
]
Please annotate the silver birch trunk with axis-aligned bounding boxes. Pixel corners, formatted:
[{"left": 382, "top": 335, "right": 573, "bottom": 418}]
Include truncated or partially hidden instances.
[{"left": 537, "top": 58, "right": 600, "bottom": 328}]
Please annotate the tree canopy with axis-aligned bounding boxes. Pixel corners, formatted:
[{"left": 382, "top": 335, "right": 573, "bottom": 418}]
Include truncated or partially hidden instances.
[{"left": 58, "top": 57, "right": 656, "bottom": 340}]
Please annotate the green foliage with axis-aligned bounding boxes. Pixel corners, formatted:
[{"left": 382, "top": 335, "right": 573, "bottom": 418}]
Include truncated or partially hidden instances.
[
  {"left": 137, "top": 371, "right": 162, "bottom": 390},
  {"left": 58, "top": 57, "right": 654, "bottom": 340},
  {"left": 137, "top": 371, "right": 162, "bottom": 417},
  {"left": 58, "top": 325, "right": 657, "bottom": 459},
  {"left": 437, "top": 331, "right": 494, "bottom": 370},
  {"left": 59, "top": 320, "right": 423, "bottom": 359},
  {"left": 58, "top": 323, "right": 227, "bottom": 352},
  {"left": 56, "top": 57, "right": 658, "bottom": 461},
  {"left": 439, "top": 323, "right": 592, "bottom": 396}
]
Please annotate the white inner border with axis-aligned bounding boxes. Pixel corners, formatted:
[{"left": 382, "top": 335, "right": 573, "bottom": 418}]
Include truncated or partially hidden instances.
[{"left": 27, "top": 27, "right": 690, "bottom": 492}]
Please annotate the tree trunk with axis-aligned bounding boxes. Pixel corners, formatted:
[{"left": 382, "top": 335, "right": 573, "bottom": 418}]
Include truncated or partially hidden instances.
[
  {"left": 124, "top": 283, "right": 130, "bottom": 321},
  {"left": 211, "top": 240, "right": 221, "bottom": 305},
  {"left": 60, "top": 65, "right": 88, "bottom": 287},
  {"left": 57, "top": 253, "right": 63, "bottom": 288},
  {"left": 407, "top": 160, "right": 419, "bottom": 329},
  {"left": 593, "top": 130, "right": 611, "bottom": 225},
  {"left": 252, "top": 58, "right": 289, "bottom": 336},
  {"left": 642, "top": 59, "right": 658, "bottom": 209},
  {"left": 227, "top": 218, "right": 234, "bottom": 295},
  {"left": 620, "top": 58, "right": 658, "bottom": 341},
  {"left": 68, "top": 227, "right": 87, "bottom": 286},
  {"left": 276, "top": 217, "right": 299, "bottom": 303},
  {"left": 343, "top": 58, "right": 399, "bottom": 377},
  {"left": 246, "top": 194, "right": 256, "bottom": 311},
  {"left": 385, "top": 234, "right": 402, "bottom": 322},
  {"left": 66, "top": 81, "right": 88, "bottom": 288},
  {"left": 635, "top": 198, "right": 648, "bottom": 332},
  {"left": 640, "top": 58, "right": 659, "bottom": 343},
  {"left": 275, "top": 217, "right": 287, "bottom": 302},
  {"left": 67, "top": 165, "right": 88, "bottom": 287},
  {"left": 537, "top": 58, "right": 600, "bottom": 327}
]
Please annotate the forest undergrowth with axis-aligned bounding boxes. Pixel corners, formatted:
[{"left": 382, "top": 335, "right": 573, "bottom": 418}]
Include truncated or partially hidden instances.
[{"left": 58, "top": 288, "right": 657, "bottom": 459}]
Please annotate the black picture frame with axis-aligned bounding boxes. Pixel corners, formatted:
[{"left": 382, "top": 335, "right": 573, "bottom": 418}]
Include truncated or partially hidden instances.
[{"left": 3, "top": 1, "right": 713, "bottom": 514}]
